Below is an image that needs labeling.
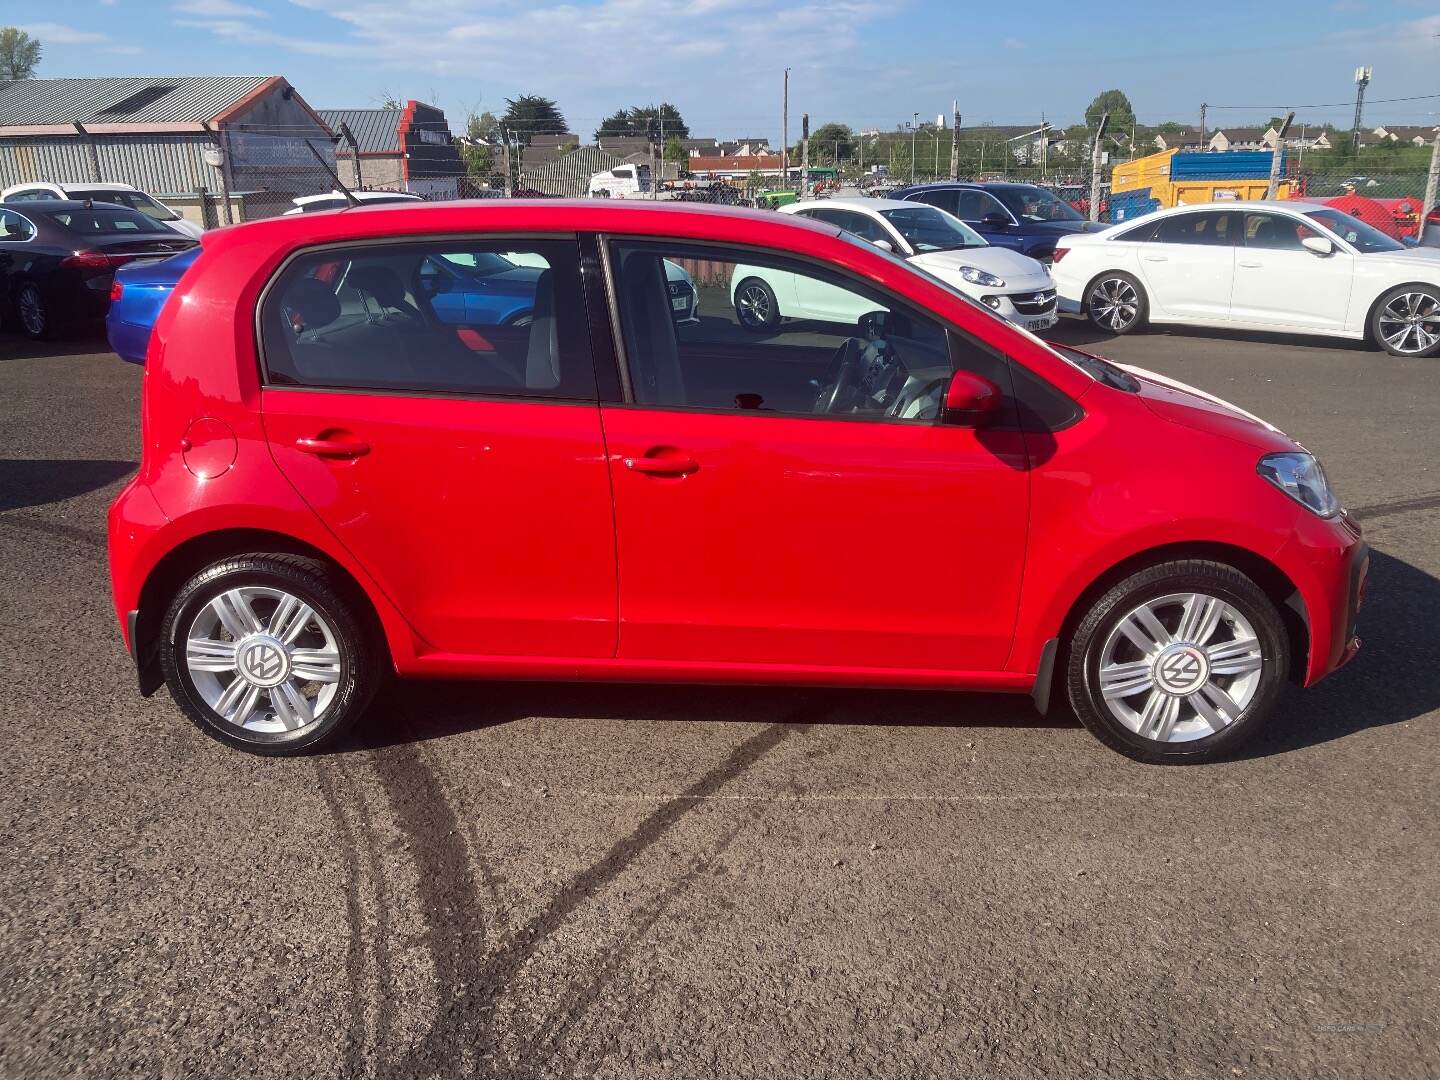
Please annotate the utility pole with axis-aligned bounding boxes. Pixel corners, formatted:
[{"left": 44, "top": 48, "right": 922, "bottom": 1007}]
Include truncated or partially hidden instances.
[
  {"left": 339, "top": 122, "right": 363, "bottom": 190},
  {"left": 1265, "top": 111, "right": 1294, "bottom": 199},
  {"left": 1351, "top": 66, "right": 1372, "bottom": 154},
  {"left": 1088, "top": 112, "right": 1108, "bottom": 223},
  {"left": 654, "top": 110, "right": 663, "bottom": 200},
  {"left": 1199, "top": 103, "right": 1207, "bottom": 147},
  {"left": 950, "top": 101, "right": 961, "bottom": 181},
  {"left": 1040, "top": 112, "right": 1048, "bottom": 179},
  {"left": 910, "top": 112, "right": 918, "bottom": 185},
  {"left": 1421, "top": 129, "right": 1440, "bottom": 243},
  {"left": 782, "top": 68, "right": 790, "bottom": 192},
  {"left": 501, "top": 127, "right": 513, "bottom": 197},
  {"left": 800, "top": 113, "right": 810, "bottom": 197},
  {"left": 933, "top": 115, "right": 941, "bottom": 178}
]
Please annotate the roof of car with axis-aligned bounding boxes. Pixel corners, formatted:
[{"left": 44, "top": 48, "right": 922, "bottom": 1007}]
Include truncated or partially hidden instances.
[
  {"left": 785, "top": 197, "right": 916, "bottom": 213},
  {"left": 2, "top": 198, "right": 134, "bottom": 210},
  {"left": 2, "top": 181, "right": 143, "bottom": 193}
]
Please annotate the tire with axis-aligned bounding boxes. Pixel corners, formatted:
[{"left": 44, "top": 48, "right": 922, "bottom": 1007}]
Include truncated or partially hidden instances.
[
  {"left": 15, "top": 281, "right": 52, "bottom": 340},
  {"left": 1064, "top": 559, "right": 1289, "bottom": 765},
  {"left": 159, "top": 554, "right": 381, "bottom": 755},
  {"left": 1084, "top": 271, "right": 1147, "bottom": 335},
  {"left": 1370, "top": 284, "right": 1440, "bottom": 358},
  {"left": 734, "top": 277, "right": 780, "bottom": 331}
]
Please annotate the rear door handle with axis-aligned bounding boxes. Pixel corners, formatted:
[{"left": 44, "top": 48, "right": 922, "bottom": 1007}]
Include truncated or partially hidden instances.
[
  {"left": 1142, "top": 255, "right": 1168, "bottom": 263},
  {"left": 295, "top": 435, "right": 370, "bottom": 459},
  {"left": 1238, "top": 260, "right": 1262, "bottom": 268},
  {"left": 624, "top": 453, "right": 698, "bottom": 477}
]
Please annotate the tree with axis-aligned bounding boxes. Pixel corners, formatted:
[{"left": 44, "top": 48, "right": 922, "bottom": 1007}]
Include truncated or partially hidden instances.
[
  {"left": 809, "top": 122, "right": 855, "bottom": 162},
  {"left": 1084, "top": 89, "right": 1135, "bottom": 134},
  {"left": 0, "top": 27, "right": 42, "bottom": 80},
  {"left": 663, "top": 135, "right": 687, "bottom": 163},
  {"left": 595, "top": 103, "right": 689, "bottom": 142},
  {"left": 501, "top": 94, "right": 568, "bottom": 143}
]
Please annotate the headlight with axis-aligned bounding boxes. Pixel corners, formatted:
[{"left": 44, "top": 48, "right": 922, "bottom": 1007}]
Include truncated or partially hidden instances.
[
  {"left": 958, "top": 265, "right": 1005, "bottom": 288},
  {"left": 1257, "top": 452, "right": 1340, "bottom": 518}
]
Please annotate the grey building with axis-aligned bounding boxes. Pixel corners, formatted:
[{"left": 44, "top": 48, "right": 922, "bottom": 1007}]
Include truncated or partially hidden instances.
[{"left": 0, "top": 76, "right": 335, "bottom": 219}]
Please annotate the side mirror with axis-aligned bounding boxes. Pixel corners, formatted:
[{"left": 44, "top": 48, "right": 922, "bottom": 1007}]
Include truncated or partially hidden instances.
[
  {"left": 1301, "top": 235, "right": 1334, "bottom": 256},
  {"left": 871, "top": 238, "right": 894, "bottom": 252},
  {"left": 982, "top": 212, "right": 1011, "bottom": 227},
  {"left": 943, "top": 371, "right": 1002, "bottom": 428}
]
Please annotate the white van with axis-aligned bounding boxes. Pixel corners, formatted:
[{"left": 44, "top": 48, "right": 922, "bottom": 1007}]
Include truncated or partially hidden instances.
[{"left": 588, "top": 164, "right": 651, "bottom": 199}]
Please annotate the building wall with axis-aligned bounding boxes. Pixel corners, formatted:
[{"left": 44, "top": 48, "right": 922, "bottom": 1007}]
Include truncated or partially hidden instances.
[
  {"left": 0, "top": 133, "right": 215, "bottom": 194},
  {"left": 221, "top": 85, "right": 336, "bottom": 202}
]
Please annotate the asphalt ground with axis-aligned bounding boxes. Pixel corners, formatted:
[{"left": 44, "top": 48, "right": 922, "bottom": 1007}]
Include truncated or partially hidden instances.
[{"left": 0, "top": 319, "right": 1436, "bottom": 1079}]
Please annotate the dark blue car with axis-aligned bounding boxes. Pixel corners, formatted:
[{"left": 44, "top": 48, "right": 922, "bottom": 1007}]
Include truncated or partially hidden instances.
[{"left": 888, "top": 182, "right": 1108, "bottom": 264}]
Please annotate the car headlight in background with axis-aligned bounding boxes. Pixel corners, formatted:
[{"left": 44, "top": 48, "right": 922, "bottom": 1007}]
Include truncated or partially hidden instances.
[
  {"left": 1257, "top": 452, "right": 1340, "bottom": 517},
  {"left": 957, "top": 266, "right": 1005, "bottom": 288}
]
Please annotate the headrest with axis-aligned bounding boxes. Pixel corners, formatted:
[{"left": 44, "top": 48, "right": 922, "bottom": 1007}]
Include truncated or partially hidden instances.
[
  {"left": 285, "top": 277, "right": 340, "bottom": 333},
  {"left": 347, "top": 264, "right": 409, "bottom": 308}
]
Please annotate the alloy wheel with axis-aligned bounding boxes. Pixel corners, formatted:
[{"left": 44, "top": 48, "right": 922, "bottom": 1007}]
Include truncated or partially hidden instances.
[
  {"left": 1088, "top": 277, "right": 1139, "bottom": 331},
  {"left": 1377, "top": 291, "right": 1440, "bottom": 355},
  {"left": 736, "top": 283, "right": 772, "bottom": 328},
  {"left": 1096, "top": 591, "right": 1265, "bottom": 744},
  {"left": 184, "top": 586, "right": 342, "bottom": 734},
  {"left": 17, "top": 285, "right": 45, "bottom": 337}
]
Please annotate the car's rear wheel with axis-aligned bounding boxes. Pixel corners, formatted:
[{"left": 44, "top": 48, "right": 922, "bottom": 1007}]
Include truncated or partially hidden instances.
[
  {"left": 15, "top": 282, "right": 51, "bottom": 340},
  {"left": 1064, "top": 560, "right": 1289, "bottom": 764},
  {"left": 1371, "top": 285, "right": 1440, "bottom": 358},
  {"left": 734, "top": 277, "right": 780, "bottom": 331},
  {"left": 159, "top": 555, "right": 380, "bottom": 755},
  {"left": 1084, "top": 271, "right": 1147, "bottom": 335}
]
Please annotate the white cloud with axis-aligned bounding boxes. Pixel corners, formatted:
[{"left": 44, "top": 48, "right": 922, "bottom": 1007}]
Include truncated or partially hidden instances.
[
  {"left": 171, "top": 0, "right": 268, "bottom": 16},
  {"left": 18, "top": 22, "right": 112, "bottom": 45}
]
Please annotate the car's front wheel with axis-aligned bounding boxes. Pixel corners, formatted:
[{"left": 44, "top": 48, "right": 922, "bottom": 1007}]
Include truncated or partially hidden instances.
[
  {"left": 1065, "top": 560, "right": 1289, "bottom": 764},
  {"left": 159, "top": 555, "right": 380, "bottom": 755},
  {"left": 1084, "top": 271, "right": 1147, "bottom": 335},
  {"left": 734, "top": 277, "right": 780, "bottom": 331},
  {"left": 1371, "top": 285, "right": 1440, "bottom": 358}
]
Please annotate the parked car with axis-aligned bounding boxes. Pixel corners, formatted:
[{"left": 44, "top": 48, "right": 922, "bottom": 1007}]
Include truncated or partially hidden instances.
[
  {"left": 284, "top": 190, "right": 425, "bottom": 215},
  {"left": 769, "top": 198, "right": 1057, "bottom": 332},
  {"left": 0, "top": 201, "right": 195, "bottom": 339},
  {"left": 2, "top": 181, "right": 205, "bottom": 240},
  {"left": 108, "top": 200, "right": 1366, "bottom": 765},
  {"left": 1051, "top": 200, "right": 1440, "bottom": 358},
  {"left": 890, "top": 181, "right": 1108, "bottom": 262},
  {"left": 104, "top": 243, "right": 697, "bottom": 364},
  {"left": 588, "top": 164, "right": 651, "bottom": 199}
]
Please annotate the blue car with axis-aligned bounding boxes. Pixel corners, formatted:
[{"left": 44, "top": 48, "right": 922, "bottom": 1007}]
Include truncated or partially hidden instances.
[
  {"left": 888, "top": 182, "right": 1108, "bottom": 264},
  {"left": 107, "top": 246, "right": 699, "bottom": 364}
]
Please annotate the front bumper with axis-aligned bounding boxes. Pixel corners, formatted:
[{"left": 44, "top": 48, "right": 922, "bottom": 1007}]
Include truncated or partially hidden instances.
[
  {"left": 982, "top": 288, "right": 1059, "bottom": 332},
  {"left": 1280, "top": 510, "right": 1367, "bottom": 686}
]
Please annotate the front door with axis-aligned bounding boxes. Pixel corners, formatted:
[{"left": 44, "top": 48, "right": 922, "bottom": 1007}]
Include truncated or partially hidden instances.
[
  {"left": 1137, "top": 209, "right": 1240, "bottom": 320},
  {"left": 600, "top": 240, "right": 1030, "bottom": 673},
  {"left": 258, "top": 236, "right": 617, "bottom": 658},
  {"left": 1229, "top": 210, "right": 1355, "bottom": 331}
]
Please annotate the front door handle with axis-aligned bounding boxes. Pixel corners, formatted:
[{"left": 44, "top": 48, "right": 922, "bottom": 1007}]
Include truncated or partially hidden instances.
[
  {"left": 295, "top": 435, "right": 370, "bottom": 459},
  {"left": 1143, "top": 255, "right": 1168, "bottom": 263},
  {"left": 1238, "top": 260, "right": 1262, "bottom": 269},
  {"left": 624, "top": 452, "right": 698, "bottom": 477}
]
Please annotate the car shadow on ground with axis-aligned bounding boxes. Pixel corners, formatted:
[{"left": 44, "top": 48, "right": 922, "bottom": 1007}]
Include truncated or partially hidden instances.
[
  {"left": 0, "top": 331, "right": 112, "bottom": 362},
  {"left": 0, "top": 458, "right": 137, "bottom": 513},
  {"left": 347, "top": 547, "right": 1438, "bottom": 761},
  {"left": 1043, "top": 317, "right": 1370, "bottom": 355}
]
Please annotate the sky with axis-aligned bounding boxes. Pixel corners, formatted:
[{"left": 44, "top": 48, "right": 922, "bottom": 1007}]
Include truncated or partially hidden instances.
[{"left": 15, "top": 0, "right": 1440, "bottom": 140}]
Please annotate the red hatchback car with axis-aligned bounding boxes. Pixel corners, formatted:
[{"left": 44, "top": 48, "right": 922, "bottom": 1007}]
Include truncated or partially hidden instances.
[{"left": 108, "top": 200, "right": 1366, "bottom": 763}]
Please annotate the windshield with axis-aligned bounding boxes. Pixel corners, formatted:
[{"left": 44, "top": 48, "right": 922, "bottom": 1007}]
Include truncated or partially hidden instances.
[
  {"left": 878, "top": 206, "right": 985, "bottom": 252},
  {"left": 42, "top": 206, "right": 172, "bottom": 235},
  {"left": 70, "top": 189, "right": 177, "bottom": 222},
  {"left": 992, "top": 186, "right": 1084, "bottom": 223},
  {"left": 1303, "top": 208, "right": 1405, "bottom": 254}
]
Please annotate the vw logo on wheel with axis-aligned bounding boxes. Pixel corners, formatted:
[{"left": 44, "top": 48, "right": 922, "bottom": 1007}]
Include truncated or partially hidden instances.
[
  {"left": 238, "top": 637, "right": 290, "bottom": 687},
  {"left": 1153, "top": 645, "right": 1208, "bottom": 695}
]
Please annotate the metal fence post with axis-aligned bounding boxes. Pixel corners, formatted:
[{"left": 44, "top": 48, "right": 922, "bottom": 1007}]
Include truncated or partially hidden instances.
[
  {"left": 502, "top": 128, "right": 513, "bottom": 198},
  {"left": 1421, "top": 131, "right": 1440, "bottom": 244},
  {"left": 1265, "top": 112, "right": 1295, "bottom": 199},
  {"left": 800, "top": 113, "right": 809, "bottom": 197},
  {"left": 950, "top": 104, "right": 961, "bottom": 181},
  {"left": 1089, "top": 113, "right": 1108, "bottom": 223}
]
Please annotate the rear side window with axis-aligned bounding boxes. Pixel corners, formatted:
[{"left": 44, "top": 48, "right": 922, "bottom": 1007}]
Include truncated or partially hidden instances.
[
  {"left": 1154, "top": 211, "right": 1239, "bottom": 246},
  {"left": 42, "top": 207, "right": 167, "bottom": 234},
  {"left": 259, "top": 238, "right": 596, "bottom": 399},
  {"left": 911, "top": 189, "right": 960, "bottom": 215}
]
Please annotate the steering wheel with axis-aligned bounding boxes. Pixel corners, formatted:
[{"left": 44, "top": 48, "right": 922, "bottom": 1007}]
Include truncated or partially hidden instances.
[{"left": 813, "top": 339, "right": 866, "bottom": 415}]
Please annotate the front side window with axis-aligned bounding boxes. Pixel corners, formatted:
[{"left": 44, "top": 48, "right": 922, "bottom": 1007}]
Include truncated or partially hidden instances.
[
  {"left": 1244, "top": 211, "right": 1322, "bottom": 251},
  {"left": 954, "top": 189, "right": 1011, "bottom": 224},
  {"left": 1155, "top": 211, "right": 1239, "bottom": 246},
  {"left": 911, "top": 188, "right": 960, "bottom": 215},
  {"left": 1303, "top": 208, "right": 1405, "bottom": 254},
  {"left": 991, "top": 186, "right": 1084, "bottom": 223},
  {"left": 609, "top": 241, "right": 976, "bottom": 424},
  {"left": 260, "top": 238, "right": 595, "bottom": 399},
  {"left": 805, "top": 208, "right": 892, "bottom": 246},
  {"left": 878, "top": 206, "right": 985, "bottom": 252}
]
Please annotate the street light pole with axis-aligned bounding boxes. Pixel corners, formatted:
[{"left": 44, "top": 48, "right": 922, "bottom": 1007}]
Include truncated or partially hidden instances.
[{"left": 910, "top": 112, "right": 918, "bottom": 184}]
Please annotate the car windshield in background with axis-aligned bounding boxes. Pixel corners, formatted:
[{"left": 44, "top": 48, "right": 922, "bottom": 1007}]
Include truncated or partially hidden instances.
[
  {"left": 435, "top": 252, "right": 521, "bottom": 276},
  {"left": 70, "top": 190, "right": 177, "bottom": 222},
  {"left": 43, "top": 207, "right": 172, "bottom": 235},
  {"left": 993, "top": 186, "right": 1084, "bottom": 223},
  {"left": 1303, "top": 208, "right": 1406, "bottom": 254},
  {"left": 878, "top": 206, "right": 985, "bottom": 252}
]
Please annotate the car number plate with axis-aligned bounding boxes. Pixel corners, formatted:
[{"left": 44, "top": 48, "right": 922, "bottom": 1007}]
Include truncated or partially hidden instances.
[
  {"left": 1025, "top": 315, "right": 1057, "bottom": 332},
  {"left": 671, "top": 296, "right": 688, "bottom": 311}
]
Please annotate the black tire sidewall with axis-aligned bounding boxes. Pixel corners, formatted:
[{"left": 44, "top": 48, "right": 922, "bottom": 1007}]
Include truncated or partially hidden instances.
[
  {"left": 735, "top": 277, "right": 779, "bottom": 331},
  {"left": 1371, "top": 285, "right": 1440, "bottom": 358},
  {"left": 159, "top": 557, "right": 376, "bottom": 755},
  {"left": 1085, "top": 271, "right": 1147, "bottom": 335},
  {"left": 1066, "top": 562, "right": 1289, "bottom": 764}
]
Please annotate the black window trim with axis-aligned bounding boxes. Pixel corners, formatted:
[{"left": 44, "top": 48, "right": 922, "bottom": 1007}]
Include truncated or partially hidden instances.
[{"left": 253, "top": 231, "right": 607, "bottom": 406}]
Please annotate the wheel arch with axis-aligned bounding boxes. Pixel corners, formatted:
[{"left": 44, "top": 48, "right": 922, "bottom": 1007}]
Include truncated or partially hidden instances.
[
  {"left": 1079, "top": 266, "right": 1146, "bottom": 314},
  {"left": 132, "top": 527, "right": 393, "bottom": 696},
  {"left": 1052, "top": 540, "right": 1309, "bottom": 687}
]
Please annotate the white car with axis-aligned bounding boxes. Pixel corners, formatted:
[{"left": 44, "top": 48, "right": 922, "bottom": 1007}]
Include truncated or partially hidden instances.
[
  {"left": 284, "top": 190, "right": 425, "bottom": 215},
  {"left": 730, "top": 198, "right": 1057, "bottom": 333},
  {"left": 588, "top": 164, "right": 652, "bottom": 199},
  {"left": 1, "top": 181, "right": 204, "bottom": 239},
  {"left": 1052, "top": 200, "right": 1440, "bottom": 358}
]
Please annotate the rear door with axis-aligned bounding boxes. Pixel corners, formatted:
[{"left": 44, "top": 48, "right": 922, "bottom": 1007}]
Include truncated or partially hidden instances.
[
  {"left": 1229, "top": 209, "right": 1355, "bottom": 331},
  {"left": 258, "top": 236, "right": 617, "bottom": 659},
  {"left": 1136, "top": 209, "right": 1240, "bottom": 320}
]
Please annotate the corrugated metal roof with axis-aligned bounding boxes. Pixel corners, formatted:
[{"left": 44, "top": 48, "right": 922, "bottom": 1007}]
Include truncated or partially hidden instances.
[
  {"left": 0, "top": 77, "right": 271, "bottom": 127},
  {"left": 318, "top": 109, "right": 401, "bottom": 154}
]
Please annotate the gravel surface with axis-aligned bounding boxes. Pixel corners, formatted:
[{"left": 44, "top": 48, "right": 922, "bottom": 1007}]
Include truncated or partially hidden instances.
[{"left": 0, "top": 322, "right": 1435, "bottom": 1079}]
